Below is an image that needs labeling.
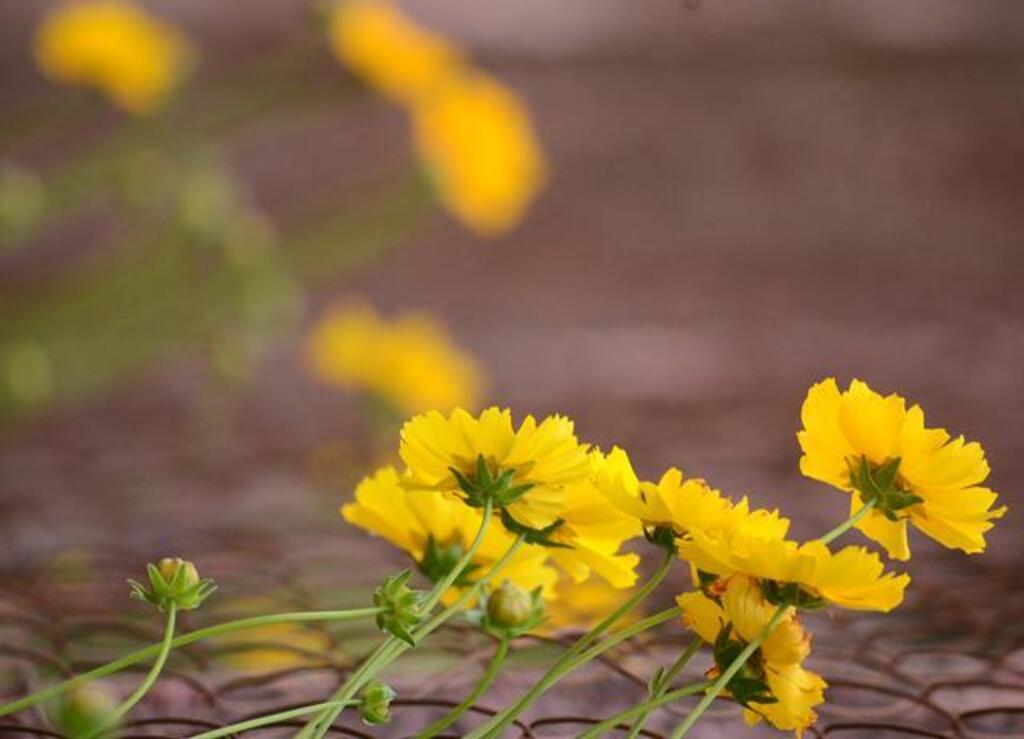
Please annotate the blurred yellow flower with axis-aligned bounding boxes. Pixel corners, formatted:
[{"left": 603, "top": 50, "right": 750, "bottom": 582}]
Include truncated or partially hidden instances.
[
  {"left": 678, "top": 575, "right": 826, "bottom": 736},
  {"left": 400, "top": 407, "right": 591, "bottom": 533},
  {"left": 545, "top": 577, "right": 639, "bottom": 632},
  {"left": 307, "top": 302, "right": 484, "bottom": 416},
  {"left": 413, "top": 72, "right": 546, "bottom": 236},
  {"left": 343, "top": 465, "right": 558, "bottom": 603},
  {"left": 327, "top": 0, "right": 461, "bottom": 106},
  {"left": 678, "top": 530, "right": 909, "bottom": 612},
  {"left": 798, "top": 378, "right": 1006, "bottom": 560},
  {"left": 213, "top": 623, "right": 335, "bottom": 672},
  {"left": 34, "top": 0, "right": 190, "bottom": 114}
]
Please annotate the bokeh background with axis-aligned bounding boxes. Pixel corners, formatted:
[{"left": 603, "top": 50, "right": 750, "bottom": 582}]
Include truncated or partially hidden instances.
[{"left": 1, "top": 1, "right": 1022, "bottom": 737}]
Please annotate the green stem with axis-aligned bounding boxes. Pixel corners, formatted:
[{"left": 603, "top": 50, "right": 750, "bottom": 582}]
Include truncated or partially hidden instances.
[
  {"left": 189, "top": 700, "right": 357, "bottom": 739},
  {"left": 85, "top": 604, "right": 177, "bottom": 738},
  {"left": 0, "top": 608, "right": 382, "bottom": 719},
  {"left": 297, "top": 500, "right": 496, "bottom": 739},
  {"left": 566, "top": 607, "right": 683, "bottom": 674},
  {"left": 668, "top": 605, "right": 789, "bottom": 739},
  {"left": 416, "top": 637, "right": 510, "bottom": 739},
  {"left": 467, "top": 549, "right": 676, "bottom": 739},
  {"left": 578, "top": 681, "right": 712, "bottom": 739},
  {"left": 625, "top": 637, "right": 703, "bottom": 739},
  {"left": 818, "top": 499, "right": 876, "bottom": 545}
]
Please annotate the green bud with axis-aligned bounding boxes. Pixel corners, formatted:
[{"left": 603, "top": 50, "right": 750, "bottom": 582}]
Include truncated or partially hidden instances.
[
  {"left": 128, "top": 557, "right": 216, "bottom": 612},
  {"left": 359, "top": 680, "right": 396, "bottom": 725},
  {"left": 52, "top": 683, "right": 118, "bottom": 738},
  {"left": 486, "top": 581, "right": 533, "bottom": 628},
  {"left": 373, "top": 570, "right": 424, "bottom": 645}
]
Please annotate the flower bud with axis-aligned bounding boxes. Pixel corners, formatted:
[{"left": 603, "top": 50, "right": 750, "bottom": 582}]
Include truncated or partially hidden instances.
[
  {"left": 359, "top": 680, "right": 396, "bottom": 725},
  {"left": 129, "top": 557, "right": 216, "bottom": 612},
  {"left": 486, "top": 581, "right": 533, "bottom": 628},
  {"left": 373, "top": 570, "right": 424, "bottom": 645},
  {"left": 53, "top": 683, "right": 118, "bottom": 738}
]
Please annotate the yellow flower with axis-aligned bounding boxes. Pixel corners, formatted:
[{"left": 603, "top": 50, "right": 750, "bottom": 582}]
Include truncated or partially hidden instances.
[
  {"left": 400, "top": 407, "right": 591, "bottom": 533},
  {"left": 34, "top": 0, "right": 190, "bottom": 114},
  {"left": 546, "top": 451, "right": 643, "bottom": 589},
  {"left": 327, "top": 0, "right": 461, "bottom": 106},
  {"left": 678, "top": 575, "right": 826, "bottom": 736},
  {"left": 209, "top": 597, "right": 335, "bottom": 672},
  {"left": 412, "top": 72, "right": 546, "bottom": 236},
  {"left": 544, "top": 577, "right": 639, "bottom": 632},
  {"left": 307, "top": 302, "right": 484, "bottom": 415},
  {"left": 679, "top": 529, "right": 909, "bottom": 612},
  {"left": 342, "top": 466, "right": 558, "bottom": 602},
  {"left": 798, "top": 378, "right": 1006, "bottom": 560}
]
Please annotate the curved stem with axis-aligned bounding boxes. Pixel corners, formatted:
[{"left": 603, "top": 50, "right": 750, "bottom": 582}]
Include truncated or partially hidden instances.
[
  {"left": 818, "top": 499, "right": 876, "bottom": 545},
  {"left": 0, "top": 608, "right": 383, "bottom": 719},
  {"left": 416, "top": 637, "right": 509, "bottom": 739},
  {"left": 578, "top": 681, "right": 712, "bottom": 739},
  {"left": 85, "top": 604, "right": 177, "bottom": 738},
  {"left": 189, "top": 700, "right": 357, "bottom": 739},
  {"left": 625, "top": 637, "right": 702, "bottom": 739},
  {"left": 298, "top": 501, "right": 497, "bottom": 739},
  {"left": 467, "top": 549, "right": 676, "bottom": 739},
  {"left": 668, "top": 605, "right": 789, "bottom": 739}
]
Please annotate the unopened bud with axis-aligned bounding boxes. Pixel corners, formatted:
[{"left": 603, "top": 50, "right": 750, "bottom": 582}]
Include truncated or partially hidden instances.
[
  {"left": 359, "top": 680, "right": 395, "bottom": 725},
  {"left": 53, "top": 683, "right": 118, "bottom": 738},
  {"left": 486, "top": 581, "right": 533, "bottom": 628},
  {"left": 129, "top": 557, "right": 216, "bottom": 612}
]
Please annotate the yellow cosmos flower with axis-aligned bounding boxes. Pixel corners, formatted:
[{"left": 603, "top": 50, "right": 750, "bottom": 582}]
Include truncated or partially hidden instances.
[
  {"left": 798, "top": 378, "right": 1006, "bottom": 560},
  {"left": 34, "top": 0, "right": 190, "bottom": 114},
  {"left": 400, "top": 407, "right": 591, "bottom": 534},
  {"left": 544, "top": 577, "right": 639, "bottom": 632},
  {"left": 307, "top": 302, "right": 484, "bottom": 415},
  {"left": 412, "top": 71, "right": 546, "bottom": 236},
  {"left": 678, "top": 528, "right": 909, "bottom": 612},
  {"left": 678, "top": 575, "right": 826, "bottom": 736},
  {"left": 342, "top": 466, "right": 557, "bottom": 602},
  {"left": 327, "top": 0, "right": 461, "bottom": 106}
]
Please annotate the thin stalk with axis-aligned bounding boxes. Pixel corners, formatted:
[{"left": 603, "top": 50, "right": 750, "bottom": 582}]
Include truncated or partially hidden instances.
[
  {"left": 625, "top": 637, "right": 703, "bottom": 739},
  {"left": 668, "top": 605, "right": 789, "bottom": 739},
  {"left": 818, "top": 499, "right": 876, "bottom": 545},
  {"left": 416, "top": 637, "right": 509, "bottom": 739},
  {"left": 189, "top": 700, "right": 357, "bottom": 739},
  {"left": 85, "top": 604, "right": 177, "bottom": 738},
  {"left": 467, "top": 549, "right": 676, "bottom": 738},
  {"left": 0, "top": 608, "right": 382, "bottom": 718},
  {"left": 297, "top": 500, "right": 496, "bottom": 739},
  {"left": 577, "top": 681, "right": 712, "bottom": 739},
  {"left": 566, "top": 607, "right": 683, "bottom": 673}
]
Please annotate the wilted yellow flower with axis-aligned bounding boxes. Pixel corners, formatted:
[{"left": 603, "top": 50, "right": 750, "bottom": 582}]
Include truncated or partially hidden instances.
[
  {"left": 678, "top": 530, "right": 909, "bottom": 612},
  {"left": 798, "top": 378, "right": 1006, "bottom": 560},
  {"left": 307, "top": 302, "right": 484, "bottom": 415},
  {"left": 343, "top": 466, "right": 558, "bottom": 602},
  {"left": 34, "top": 0, "right": 190, "bottom": 114},
  {"left": 327, "top": 0, "right": 461, "bottom": 106},
  {"left": 678, "top": 575, "right": 826, "bottom": 736},
  {"left": 413, "top": 72, "right": 546, "bottom": 236},
  {"left": 545, "top": 577, "right": 639, "bottom": 632},
  {"left": 400, "top": 407, "right": 591, "bottom": 534}
]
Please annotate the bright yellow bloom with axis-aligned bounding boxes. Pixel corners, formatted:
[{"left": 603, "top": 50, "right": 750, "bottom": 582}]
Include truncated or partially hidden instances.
[
  {"left": 798, "top": 378, "right": 1006, "bottom": 560},
  {"left": 546, "top": 451, "right": 642, "bottom": 589},
  {"left": 400, "top": 407, "right": 591, "bottom": 533},
  {"left": 342, "top": 466, "right": 557, "bottom": 602},
  {"left": 412, "top": 72, "right": 546, "bottom": 236},
  {"left": 307, "top": 302, "right": 484, "bottom": 415},
  {"left": 597, "top": 447, "right": 790, "bottom": 544},
  {"left": 544, "top": 577, "right": 638, "bottom": 632},
  {"left": 678, "top": 529, "right": 909, "bottom": 612},
  {"left": 678, "top": 575, "right": 826, "bottom": 736},
  {"left": 327, "top": 0, "right": 461, "bottom": 106},
  {"left": 34, "top": 0, "right": 190, "bottom": 114}
]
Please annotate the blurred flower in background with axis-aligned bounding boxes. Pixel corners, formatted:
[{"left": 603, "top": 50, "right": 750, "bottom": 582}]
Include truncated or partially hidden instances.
[
  {"left": 34, "top": 0, "right": 192, "bottom": 115},
  {"left": 328, "top": 0, "right": 546, "bottom": 236},
  {"left": 307, "top": 301, "right": 485, "bottom": 416},
  {"left": 544, "top": 577, "right": 639, "bottom": 632}
]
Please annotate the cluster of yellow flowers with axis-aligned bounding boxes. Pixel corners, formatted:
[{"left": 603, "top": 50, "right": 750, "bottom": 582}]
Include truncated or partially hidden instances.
[
  {"left": 34, "top": 0, "right": 191, "bottom": 114},
  {"left": 307, "top": 301, "right": 484, "bottom": 415},
  {"left": 343, "top": 378, "right": 1004, "bottom": 734},
  {"left": 327, "top": 0, "right": 546, "bottom": 236}
]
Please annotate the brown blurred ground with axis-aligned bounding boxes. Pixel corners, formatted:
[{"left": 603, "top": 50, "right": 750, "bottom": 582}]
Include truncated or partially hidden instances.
[{"left": 1, "top": 1, "right": 1023, "bottom": 736}]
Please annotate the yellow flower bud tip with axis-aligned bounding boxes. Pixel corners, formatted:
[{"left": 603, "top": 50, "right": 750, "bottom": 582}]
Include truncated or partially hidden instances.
[
  {"left": 128, "top": 557, "right": 216, "bottom": 612},
  {"left": 157, "top": 557, "right": 199, "bottom": 589},
  {"left": 486, "top": 581, "right": 533, "bottom": 628}
]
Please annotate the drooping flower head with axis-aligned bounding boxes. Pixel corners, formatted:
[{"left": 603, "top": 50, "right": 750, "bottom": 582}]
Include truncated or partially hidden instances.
[
  {"left": 678, "top": 575, "right": 826, "bottom": 735},
  {"left": 307, "top": 302, "right": 485, "bottom": 415},
  {"left": 343, "top": 466, "right": 557, "bottom": 603},
  {"left": 34, "top": 0, "right": 191, "bottom": 114},
  {"left": 798, "top": 378, "right": 1006, "bottom": 560}
]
